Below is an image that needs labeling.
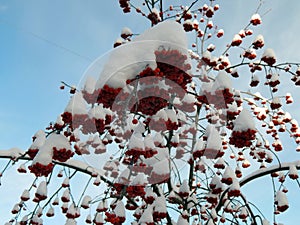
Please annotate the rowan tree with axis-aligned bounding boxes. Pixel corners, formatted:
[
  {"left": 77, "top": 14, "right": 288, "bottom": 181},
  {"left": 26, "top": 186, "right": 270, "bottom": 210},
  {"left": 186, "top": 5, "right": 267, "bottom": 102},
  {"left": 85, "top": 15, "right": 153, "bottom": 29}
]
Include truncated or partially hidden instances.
[{"left": 1, "top": 1, "right": 300, "bottom": 225}]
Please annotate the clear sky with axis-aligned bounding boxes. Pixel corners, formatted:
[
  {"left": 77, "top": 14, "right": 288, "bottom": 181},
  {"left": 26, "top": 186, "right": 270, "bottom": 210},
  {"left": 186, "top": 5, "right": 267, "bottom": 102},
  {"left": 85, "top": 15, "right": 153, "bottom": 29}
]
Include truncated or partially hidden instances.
[{"left": 0, "top": 0, "right": 300, "bottom": 224}]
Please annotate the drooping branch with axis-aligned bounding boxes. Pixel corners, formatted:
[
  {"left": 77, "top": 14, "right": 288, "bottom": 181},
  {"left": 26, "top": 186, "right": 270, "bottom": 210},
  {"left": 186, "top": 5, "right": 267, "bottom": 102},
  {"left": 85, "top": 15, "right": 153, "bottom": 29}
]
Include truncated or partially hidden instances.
[
  {"left": 216, "top": 161, "right": 300, "bottom": 213},
  {"left": 0, "top": 149, "right": 139, "bottom": 208}
]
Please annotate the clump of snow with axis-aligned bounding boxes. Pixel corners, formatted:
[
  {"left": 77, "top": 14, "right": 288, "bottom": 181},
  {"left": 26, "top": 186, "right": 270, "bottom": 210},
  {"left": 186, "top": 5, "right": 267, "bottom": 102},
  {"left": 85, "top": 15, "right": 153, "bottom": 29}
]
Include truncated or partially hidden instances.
[
  {"left": 193, "top": 138, "right": 204, "bottom": 152},
  {"left": 177, "top": 215, "right": 189, "bottom": 225},
  {"left": 88, "top": 104, "right": 112, "bottom": 120},
  {"left": 128, "top": 133, "right": 145, "bottom": 151},
  {"left": 139, "top": 205, "right": 154, "bottom": 224},
  {"left": 32, "top": 143, "right": 53, "bottom": 166},
  {"left": 179, "top": 180, "right": 190, "bottom": 195},
  {"left": 81, "top": 195, "right": 91, "bottom": 208},
  {"left": 233, "top": 109, "right": 255, "bottom": 131},
  {"left": 206, "top": 126, "right": 222, "bottom": 151},
  {"left": 276, "top": 190, "right": 289, "bottom": 212},
  {"left": 36, "top": 181, "right": 47, "bottom": 199},
  {"left": 151, "top": 158, "right": 170, "bottom": 175},
  {"left": 250, "top": 13, "right": 262, "bottom": 25},
  {"left": 154, "top": 196, "right": 167, "bottom": 213},
  {"left": 165, "top": 109, "right": 178, "bottom": 123},
  {"left": 212, "top": 71, "right": 232, "bottom": 91},
  {"left": 132, "top": 173, "right": 147, "bottom": 186},
  {"left": 95, "top": 20, "right": 188, "bottom": 89},
  {"left": 64, "top": 92, "right": 87, "bottom": 115},
  {"left": 121, "top": 27, "right": 133, "bottom": 38},
  {"left": 0, "top": 148, "right": 23, "bottom": 159},
  {"left": 153, "top": 108, "right": 168, "bottom": 121},
  {"left": 114, "top": 201, "right": 125, "bottom": 218},
  {"left": 48, "top": 133, "right": 71, "bottom": 150},
  {"left": 83, "top": 76, "right": 96, "bottom": 94}
]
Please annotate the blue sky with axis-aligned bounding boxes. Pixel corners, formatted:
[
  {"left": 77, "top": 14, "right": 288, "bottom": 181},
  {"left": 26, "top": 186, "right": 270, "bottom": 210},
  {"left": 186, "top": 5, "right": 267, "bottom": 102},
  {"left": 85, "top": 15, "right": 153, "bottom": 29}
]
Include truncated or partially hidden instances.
[{"left": 0, "top": 0, "right": 300, "bottom": 224}]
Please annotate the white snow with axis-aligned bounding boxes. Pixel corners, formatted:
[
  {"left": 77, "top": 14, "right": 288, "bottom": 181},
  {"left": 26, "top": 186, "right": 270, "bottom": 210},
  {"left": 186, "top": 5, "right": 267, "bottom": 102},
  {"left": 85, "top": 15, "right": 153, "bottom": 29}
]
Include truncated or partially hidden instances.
[
  {"left": 83, "top": 76, "right": 96, "bottom": 94},
  {"left": 131, "top": 173, "right": 147, "bottom": 186},
  {"left": 179, "top": 180, "right": 189, "bottom": 194},
  {"left": 29, "top": 133, "right": 46, "bottom": 151},
  {"left": 55, "top": 115, "right": 64, "bottom": 126},
  {"left": 253, "top": 34, "right": 264, "bottom": 44},
  {"left": 193, "top": 138, "right": 204, "bottom": 152},
  {"left": 233, "top": 109, "right": 255, "bottom": 131},
  {"left": 81, "top": 195, "right": 91, "bottom": 208},
  {"left": 229, "top": 179, "right": 240, "bottom": 192},
  {"left": 64, "top": 92, "right": 87, "bottom": 115},
  {"left": 223, "top": 167, "right": 235, "bottom": 180},
  {"left": 154, "top": 196, "right": 167, "bottom": 213},
  {"left": 262, "top": 48, "right": 276, "bottom": 59},
  {"left": 177, "top": 215, "right": 189, "bottom": 225},
  {"left": 151, "top": 158, "right": 170, "bottom": 175},
  {"left": 144, "top": 134, "right": 156, "bottom": 150},
  {"left": 212, "top": 71, "right": 232, "bottom": 91},
  {"left": 165, "top": 109, "right": 178, "bottom": 123},
  {"left": 32, "top": 143, "right": 53, "bottom": 166},
  {"left": 48, "top": 133, "right": 71, "bottom": 151},
  {"left": 271, "top": 97, "right": 281, "bottom": 105},
  {"left": 182, "top": 93, "right": 196, "bottom": 104},
  {"left": 262, "top": 219, "right": 270, "bottom": 225},
  {"left": 202, "top": 50, "right": 211, "bottom": 61},
  {"left": 88, "top": 104, "right": 112, "bottom": 120},
  {"left": 62, "top": 189, "right": 70, "bottom": 201},
  {"left": 153, "top": 108, "right": 168, "bottom": 121},
  {"left": 0, "top": 148, "right": 23, "bottom": 159},
  {"left": 114, "top": 201, "right": 125, "bottom": 217},
  {"left": 21, "top": 189, "right": 30, "bottom": 200},
  {"left": 251, "top": 13, "right": 262, "bottom": 23},
  {"left": 121, "top": 27, "right": 133, "bottom": 37},
  {"left": 94, "top": 213, "right": 104, "bottom": 223},
  {"left": 276, "top": 190, "right": 288, "bottom": 207},
  {"left": 206, "top": 126, "right": 222, "bottom": 151},
  {"left": 139, "top": 205, "right": 154, "bottom": 224},
  {"left": 128, "top": 133, "right": 145, "bottom": 151},
  {"left": 289, "top": 165, "right": 298, "bottom": 178},
  {"left": 232, "top": 34, "right": 242, "bottom": 42},
  {"left": 36, "top": 181, "right": 47, "bottom": 198}
]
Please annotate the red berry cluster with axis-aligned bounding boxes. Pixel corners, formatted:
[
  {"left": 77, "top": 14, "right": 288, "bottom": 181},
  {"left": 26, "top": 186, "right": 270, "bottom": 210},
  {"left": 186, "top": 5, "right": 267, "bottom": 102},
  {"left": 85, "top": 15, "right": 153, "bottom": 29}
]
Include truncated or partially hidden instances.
[
  {"left": 29, "top": 162, "right": 54, "bottom": 177},
  {"left": 261, "top": 55, "right": 276, "bottom": 66},
  {"left": 52, "top": 147, "right": 74, "bottom": 162},
  {"left": 252, "top": 38, "right": 264, "bottom": 49},
  {"left": 229, "top": 129, "right": 256, "bottom": 148},
  {"left": 228, "top": 188, "right": 241, "bottom": 197},
  {"left": 291, "top": 69, "right": 300, "bottom": 85},
  {"left": 133, "top": 96, "right": 168, "bottom": 116},
  {"left": 153, "top": 210, "right": 167, "bottom": 222},
  {"left": 148, "top": 12, "right": 160, "bottom": 25},
  {"left": 61, "top": 112, "right": 88, "bottom": 130},
  {"left": 155, "top": 50, "right": 192, "bottom": 90},
  {"left": 27, "top": 148, "right": 39, "bottom": 159},
  {"left": 118, "top": 0, "right": 130, "bottom": 13},
  {"left": 126, "top": 185, "right": 146, "bottom": 198},
  {"left": 96, "top": 85, "right": 122, "bottom": 108},
  {"left": 105, "top": 212, "right": 125, "bottom": 225}
]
